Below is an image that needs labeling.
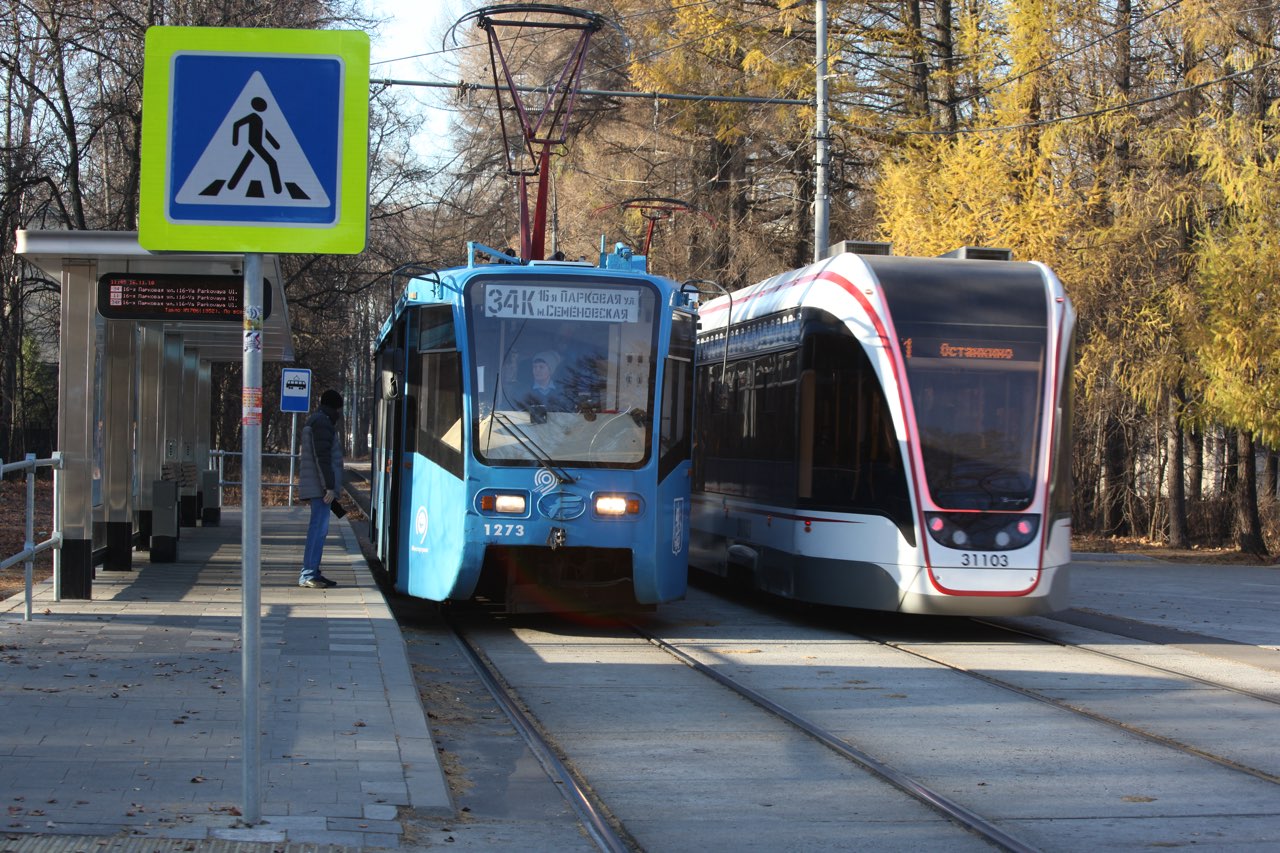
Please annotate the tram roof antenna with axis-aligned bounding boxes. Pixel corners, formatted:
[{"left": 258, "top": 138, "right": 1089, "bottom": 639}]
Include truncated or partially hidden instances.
[
  {"left": 445, "top": 5, "right": 627, "bottom": 264},
  {"left": 591, "top": 197, "right": 715, "bottom": 273}
]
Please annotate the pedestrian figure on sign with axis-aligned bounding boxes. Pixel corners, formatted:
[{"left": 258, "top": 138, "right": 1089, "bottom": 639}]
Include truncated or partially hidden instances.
[{"left": 228, "top": 97, "right": 282, "bottom": 195}]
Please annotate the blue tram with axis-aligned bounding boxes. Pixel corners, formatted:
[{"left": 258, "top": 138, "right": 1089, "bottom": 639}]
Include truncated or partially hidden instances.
[{"left": 370, "top": 244, "right": 697, "bottom": 612}]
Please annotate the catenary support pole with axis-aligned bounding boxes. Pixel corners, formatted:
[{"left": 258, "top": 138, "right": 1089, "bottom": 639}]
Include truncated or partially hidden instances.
[{"left": 814, "top": 0, "right": 830, "bottom": 262}]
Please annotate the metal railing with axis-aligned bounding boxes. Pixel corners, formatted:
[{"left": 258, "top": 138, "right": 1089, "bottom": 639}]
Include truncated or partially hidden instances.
[
  {"left": 210, "top": 449, "right": 300, "bottom": 505},
  {"left": 1, "top": 452, "right": 64, "bottom": 621}
]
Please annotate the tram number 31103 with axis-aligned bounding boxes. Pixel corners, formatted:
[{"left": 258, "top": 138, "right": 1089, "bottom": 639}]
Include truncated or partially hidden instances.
[{"left": 959, "top": 553, "right": 1010, "bottom": 567}]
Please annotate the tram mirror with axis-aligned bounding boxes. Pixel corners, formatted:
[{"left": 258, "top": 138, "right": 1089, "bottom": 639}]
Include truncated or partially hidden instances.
[{"left": 380, "top": 348, "right": 404, "bottom": 399}]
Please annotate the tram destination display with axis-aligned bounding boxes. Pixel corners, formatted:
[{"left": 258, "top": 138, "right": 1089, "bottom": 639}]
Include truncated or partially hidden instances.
[{"left": 97, "top": 272, "right": 272, "bottom": 322}]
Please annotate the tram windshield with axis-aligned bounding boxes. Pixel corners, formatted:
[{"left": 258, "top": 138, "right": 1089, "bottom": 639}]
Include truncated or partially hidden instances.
[
  {"left": 465, "top": 276, "right": 659, "bottom": 468},
  {"left": 899, "top": 327, "right": 1046, "bottom": 510}
]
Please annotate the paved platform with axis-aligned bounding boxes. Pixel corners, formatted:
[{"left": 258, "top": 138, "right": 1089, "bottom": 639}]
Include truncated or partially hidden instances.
[{"left": 0, "top": 507, "right": 452, "bottom": 848}]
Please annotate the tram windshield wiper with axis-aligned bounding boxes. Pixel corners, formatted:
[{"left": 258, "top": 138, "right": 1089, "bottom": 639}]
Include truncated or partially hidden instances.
[{"left": 491, "top": 411, "right": 576, "bottom": 484}]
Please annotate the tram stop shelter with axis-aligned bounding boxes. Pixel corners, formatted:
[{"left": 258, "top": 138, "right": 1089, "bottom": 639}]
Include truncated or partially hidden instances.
[{"left": 14, "top": 229, "right": 294, "bottom": 599}]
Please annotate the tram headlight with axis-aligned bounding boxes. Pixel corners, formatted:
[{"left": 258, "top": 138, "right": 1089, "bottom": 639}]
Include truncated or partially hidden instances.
[
  {"left": 594, "top": 494, "right": 641, "bottom": 516},
  {"left": 494, "top": 494, "right": 527, "bottom": 514},
  {"left": 924, "top": 512, "right": 1040, "bottom": 551},
  {"left": 1000, "top": 516, "right": 1039, "bottom": 548},
  {"left": 479, "top": 492, "right": 528, "bottom": 514}
]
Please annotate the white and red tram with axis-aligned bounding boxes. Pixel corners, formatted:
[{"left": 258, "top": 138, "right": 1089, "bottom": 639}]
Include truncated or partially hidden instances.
[{"left": 691, "top": 246, "right": 1075, "bottom": 615}]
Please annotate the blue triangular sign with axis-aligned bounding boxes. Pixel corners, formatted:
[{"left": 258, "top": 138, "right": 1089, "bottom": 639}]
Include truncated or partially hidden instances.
[{"left": 175, "top": 72, "right": 330, "bottom": 208}]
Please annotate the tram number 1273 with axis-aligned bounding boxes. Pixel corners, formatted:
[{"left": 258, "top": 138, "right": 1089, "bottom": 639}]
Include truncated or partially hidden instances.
[{"left": 484, "top": 522, "right": 527, "bottom": 537}]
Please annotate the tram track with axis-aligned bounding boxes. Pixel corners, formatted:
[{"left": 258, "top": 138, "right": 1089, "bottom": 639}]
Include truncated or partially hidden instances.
[
  {"left": 857, "top": 625, "right": 1280, "bottom": 787},
  {"left": 350, "top": 467, "right": 990, "bottom": 845},
  {"left": 629, "top": 624, "right": 1039, "bottom": 853},
  {"left": 974, "top": 615, "right": 1280, "bottom": 706},
  {"left": 447, "top": 617, "right": 633, "bottom": 853},
  {"left": 437, "top": 598, "right": 1278, "bottom": 852},
  {"left": 442, "top": 610, "right": 1035, "bottom": 852},
  {"left": 807, "top": 602, "right": 1280, "bottom": 790},
  {"left": 343, "top": 477, "right": 1279, "bottom": 848}
]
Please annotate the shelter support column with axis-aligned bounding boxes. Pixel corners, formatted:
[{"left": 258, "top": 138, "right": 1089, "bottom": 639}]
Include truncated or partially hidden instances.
[
  {"left": 195, "top": 357, "right": 213, "bottom": 523},
  {"left": 101, "top": 319, "right": 136, "bottom": 570},
  {"left": 55, "top": 261, "right": 97, "bottom": 599},
  {"left": 136, "top": 324, "right": 164, "bottom": 549},
  {"left": 151, "top": 332, "right": 184, "bottom": 560},
  {"left": 180, "top": 348, "right": 199, "bottom": 526}
]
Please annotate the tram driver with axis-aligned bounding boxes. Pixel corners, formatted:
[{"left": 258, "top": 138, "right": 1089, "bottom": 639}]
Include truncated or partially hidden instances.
[{"left": 520, "top": 350, "right": 574, "bottom": 421}]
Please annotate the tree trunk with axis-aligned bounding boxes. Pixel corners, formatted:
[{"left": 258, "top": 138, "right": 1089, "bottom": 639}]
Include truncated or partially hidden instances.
[
  {"left": 1102, "top": 414, "right": 1128, "bottom": 536},
  {"left": 1265, "top": 451, "right": 1278, "bottom": 501},
  {"left": 1235, "top": 429, "right": 1267, "bottom": 556},
  {"left": 905, "top": 0, "right": 931, "bottom": 121},
  {"left": 1189, "top": 429, "right": 1203, "bottom": 502},
  {"left": 1224, "top": 428, "right": 1239, "bottom": 495},
  {"left": 1166, "top": 393, "right": 1188, "bottom": 548},
  {"left": 936, "top": 0, "right": 958, "bottom": 133}
]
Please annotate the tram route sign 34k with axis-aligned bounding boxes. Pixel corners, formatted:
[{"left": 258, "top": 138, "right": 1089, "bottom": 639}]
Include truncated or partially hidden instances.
[{"left": 139, "top": 26, "right": 369, "bottom": 254}]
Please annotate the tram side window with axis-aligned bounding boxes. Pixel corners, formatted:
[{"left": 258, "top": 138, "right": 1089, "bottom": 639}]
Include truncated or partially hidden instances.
[
  {"left": 413, "top": 307, "right": 463, "bottom": 478},
  {"left": 1047, "top": 332, "right": 1076, "bottom": 543},
  {"left": 799, "top": 334, "right": 911, "bottom": 530},
  {"left": 659, "top": 313, "right": 695, "bottom": 481},
  {"left": 695, "top": 347, "right": 800, "bottom": 501}
]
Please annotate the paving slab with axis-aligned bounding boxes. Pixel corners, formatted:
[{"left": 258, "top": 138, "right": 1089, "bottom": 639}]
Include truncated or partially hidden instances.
[{"left": 0, "top": 506, "right": 451, "bottom": 848}]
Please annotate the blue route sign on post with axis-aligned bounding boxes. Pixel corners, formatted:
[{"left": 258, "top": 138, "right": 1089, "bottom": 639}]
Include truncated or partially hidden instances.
[
  {"left": 280, "top": 368, "right": 311, "bottom": 413},
  {"left": 139, "top": 27, "right": 369, "bottom": 254}
]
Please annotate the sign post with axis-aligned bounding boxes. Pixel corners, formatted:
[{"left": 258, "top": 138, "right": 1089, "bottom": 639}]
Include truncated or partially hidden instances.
[
  {"left": 281, "top": 369, "right": 311, "bottom": 507},
  {"left": 140, "top": 25, "right": 368, "bottom": 826},
  {"left": 240, "top": 252, "right": 264, "bottom": 821}
]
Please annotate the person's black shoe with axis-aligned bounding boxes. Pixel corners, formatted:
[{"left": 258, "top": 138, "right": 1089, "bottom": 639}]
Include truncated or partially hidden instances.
[
  {"left": 317, "top": 576, "right": 338, "bottom": 588},
  {"left": 299, "top": 578, "right": 329, "bottom": 589}
]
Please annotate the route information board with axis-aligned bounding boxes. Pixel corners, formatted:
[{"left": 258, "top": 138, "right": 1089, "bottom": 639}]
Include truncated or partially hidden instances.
[{"left": 96, "top": 272, "right": 273, "bottom": 322}]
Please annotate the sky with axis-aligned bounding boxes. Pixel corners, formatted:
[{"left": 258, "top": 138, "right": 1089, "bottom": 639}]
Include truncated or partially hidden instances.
[{"left": 362, "top": 1, "right": 474, "bottom": 157}]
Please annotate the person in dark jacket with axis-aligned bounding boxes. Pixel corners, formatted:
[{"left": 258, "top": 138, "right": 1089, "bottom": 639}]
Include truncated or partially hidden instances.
[{"left": 298, "top": 389, "right": 344, "bottom": 588}]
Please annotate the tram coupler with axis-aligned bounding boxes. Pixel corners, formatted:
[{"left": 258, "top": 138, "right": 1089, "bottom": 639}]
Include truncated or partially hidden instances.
[{"left": 547, "top": 526, "right": 567, "bottom": 550}]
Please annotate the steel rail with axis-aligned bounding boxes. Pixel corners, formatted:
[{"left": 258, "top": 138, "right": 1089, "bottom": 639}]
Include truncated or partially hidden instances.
[
  {"left": 974, "top": 615, "right": 1280, "bottom": 706},
  {"left": 869, "top": 630, "right": 1280, "bottom": 787},
  {"left": 633, "top": 625, "right": 1042, "bottom": 853},
  {"left": 449, "top": 622, "right": 632, "bottom": 853}
]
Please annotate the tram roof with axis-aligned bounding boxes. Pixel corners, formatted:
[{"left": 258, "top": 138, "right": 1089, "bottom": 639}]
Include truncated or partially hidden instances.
[
  {"left": 697, "top": 251, "right": 1053, "bottom": 332},
  {"left": 15, "top": 229, "right": 294, "bottom": 362}
]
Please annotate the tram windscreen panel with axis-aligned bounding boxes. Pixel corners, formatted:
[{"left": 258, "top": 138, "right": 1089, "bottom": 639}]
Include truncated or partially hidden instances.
[
  {"left": 878, "top": 260, "right": 1049, "bottom": 511},
  {"left": 466, "top": 277, "right": 659, "bottom": 467}
]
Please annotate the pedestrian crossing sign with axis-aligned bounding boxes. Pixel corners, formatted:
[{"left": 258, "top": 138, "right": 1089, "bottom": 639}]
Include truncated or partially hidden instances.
[{"left": 139, "top": 27, "right": 369, "bottom": 254}]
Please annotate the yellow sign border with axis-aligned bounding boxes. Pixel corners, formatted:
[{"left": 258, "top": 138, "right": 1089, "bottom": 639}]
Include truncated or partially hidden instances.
[{"left": 139, "top": 26, "right": 369, "bottom": 254}]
